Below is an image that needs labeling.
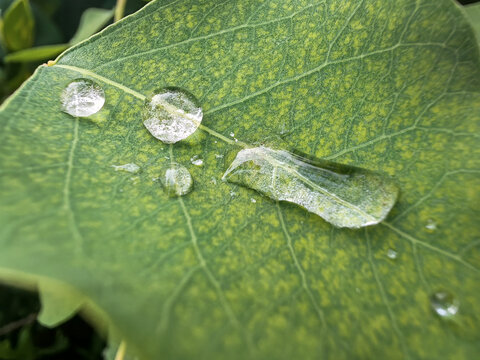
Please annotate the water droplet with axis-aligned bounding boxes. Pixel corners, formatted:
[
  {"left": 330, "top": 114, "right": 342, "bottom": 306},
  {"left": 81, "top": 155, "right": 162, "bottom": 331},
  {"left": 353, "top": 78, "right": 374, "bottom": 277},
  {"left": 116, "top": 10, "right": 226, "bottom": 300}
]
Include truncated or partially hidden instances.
[
  {"left": 190, "top": 155, "right": 204, "bottom": 166},
  {"left": 61, "top": 79, "right": 105, "bottom": 117},
  {"left": 426, "top": 219, "right": 437, "bottom": 231},
  {"left": 160, "top": 163, "right": 193, "bottom": 197},
  {"left": 222, "top": 146, "right": 399, "bottom": 228},
  {"left": 251, "top": 198, "right": 257, "bottom": 203},
  {"left": 386, "top": 248, "right": 397, "bottom": 259},
  {"left": 215, "top": 154, "right": 224, "bottom": 159},
  {"left": 143, "top": 87, "right": 202, "bottom": 144},
  {"left": 211, "top": 177, "right": 217, "bottom": 185},
  {"left": 112, "top": 163, "right": 141, "bottom": 174},
  {"left": 430, "top": 291, "right": 459, "bottom": 318},
  {"left": 230, "top": 191, "right": 237, "bottom": 197}
]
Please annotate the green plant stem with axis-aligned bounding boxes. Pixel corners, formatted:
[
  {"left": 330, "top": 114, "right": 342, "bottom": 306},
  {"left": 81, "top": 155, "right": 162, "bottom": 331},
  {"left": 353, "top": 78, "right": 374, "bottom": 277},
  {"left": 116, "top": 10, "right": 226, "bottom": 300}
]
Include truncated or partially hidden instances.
[
  {"left": 0, "top": 313, "right": 37, "bottom": 336},
  {"left": 114, "top": 341, "right": 127, "bottom": 360},
  {"left": 114, "top": 0, "right": 127, "bottom": 22}
]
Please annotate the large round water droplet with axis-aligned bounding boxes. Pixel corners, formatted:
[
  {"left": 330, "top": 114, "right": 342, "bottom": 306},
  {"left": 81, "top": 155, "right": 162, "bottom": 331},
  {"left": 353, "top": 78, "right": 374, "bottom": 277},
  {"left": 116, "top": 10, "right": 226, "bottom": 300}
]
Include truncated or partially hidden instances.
[
  {"left": 160, "top": 163, "right": 193, "bottom": 197},
  {"left": 430, "top": 291, "right": 459, "bottom": 318},
  {"left": 61, "top": 79, "right": 105, "bottom": 117},
  {"left": 143, "top": 88, "right": 202, "bottom": 144}
]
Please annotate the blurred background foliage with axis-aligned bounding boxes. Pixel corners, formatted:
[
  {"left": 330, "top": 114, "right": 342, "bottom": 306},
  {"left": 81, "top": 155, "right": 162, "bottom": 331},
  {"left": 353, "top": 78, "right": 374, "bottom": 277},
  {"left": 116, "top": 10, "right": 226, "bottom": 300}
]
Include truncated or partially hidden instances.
[
  {"left": 0, "top": 0, "right": 151, "bottom": 103},
  {"left": 0, "top": 0, "right": 478, "bottom": 359}
]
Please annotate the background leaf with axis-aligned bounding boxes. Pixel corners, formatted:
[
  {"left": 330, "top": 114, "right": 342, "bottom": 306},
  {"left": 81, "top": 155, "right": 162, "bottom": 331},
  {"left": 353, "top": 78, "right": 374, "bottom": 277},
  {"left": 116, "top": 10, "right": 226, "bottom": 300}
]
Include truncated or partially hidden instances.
[
  {"left": 465, "top": 3, "right": 480, "bottom": 41},
  {"left": 1, "top": 0, "right": 34, "bottom": 51},
  {"left": 69, "top": 8, "right": 114, "bottom": 46},
  {"left": 1, "top": 0, "right": 480, "bottom": 359},
  {"left": 4, "top": 44, "right": 68, "bottom": 63}
]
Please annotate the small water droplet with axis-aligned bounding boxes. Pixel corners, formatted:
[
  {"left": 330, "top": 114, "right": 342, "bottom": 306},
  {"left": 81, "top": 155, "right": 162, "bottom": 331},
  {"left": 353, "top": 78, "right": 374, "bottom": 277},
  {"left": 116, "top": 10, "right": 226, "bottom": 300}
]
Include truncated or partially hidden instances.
[
  {"left": 215, "top": 154, "right": 224, "bottom": 159},
  {"left": 230, "top": 132, "right": 235, "bottom": 137},
  {"left": 211, "top": 177, "right": 217, "bottom": 185},
  {"left": 222, "top": 146, "right": 399, "bottom": 228},
  {"left": 214, "top": 140, "right": 218, "bottom": 144},
  {"left": 430, "top": 291, "right": 459, "bottom": 318},
  {"left": 251, "top": 198, "right": 257, "bottom": 203},
  {"left": 112, "top": 163, "right": 141, "bottom": 174},
  {"left": 426, "top": 219, "right": 437, "bottom": 231},
  {"left": 230, "top": 191, "right": 237, "bottom": 197},
  {"left": 387, "top": 248, "right": 397, "bottom": 259},
  {"left": 190, "top": 155, "right": 204, "bottom": 166},
  {"left": 61, "top": 79, "right": 105, "bottom": 117},
  {"left": 143, "top": 87, "right": 202, "bottom": 144},
  {"left": 160, "top": 163, "right": 193, "bottom": 197}
]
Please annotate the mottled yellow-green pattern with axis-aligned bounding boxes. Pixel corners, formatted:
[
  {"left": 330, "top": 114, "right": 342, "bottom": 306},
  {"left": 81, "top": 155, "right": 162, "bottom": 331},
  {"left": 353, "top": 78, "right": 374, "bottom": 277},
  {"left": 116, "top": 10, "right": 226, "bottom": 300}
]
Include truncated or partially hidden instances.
[{"left": 1, "top": 0, "right": 480, "bottom": 359}]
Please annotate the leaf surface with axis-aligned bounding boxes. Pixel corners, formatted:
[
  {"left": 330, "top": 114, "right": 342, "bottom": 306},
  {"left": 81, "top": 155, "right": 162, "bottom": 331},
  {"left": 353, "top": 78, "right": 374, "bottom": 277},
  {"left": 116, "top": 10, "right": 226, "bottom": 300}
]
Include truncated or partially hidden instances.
[{"left": 1, "top": 0, "right": 480, "bottom": 359}]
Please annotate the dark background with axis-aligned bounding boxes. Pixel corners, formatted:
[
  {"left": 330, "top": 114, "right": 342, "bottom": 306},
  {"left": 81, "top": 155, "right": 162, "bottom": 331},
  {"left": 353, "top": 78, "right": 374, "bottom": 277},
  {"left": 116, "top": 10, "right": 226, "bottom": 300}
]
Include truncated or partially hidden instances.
[{"left": 0, "top": 0, "right": 479, "bottom": 359}]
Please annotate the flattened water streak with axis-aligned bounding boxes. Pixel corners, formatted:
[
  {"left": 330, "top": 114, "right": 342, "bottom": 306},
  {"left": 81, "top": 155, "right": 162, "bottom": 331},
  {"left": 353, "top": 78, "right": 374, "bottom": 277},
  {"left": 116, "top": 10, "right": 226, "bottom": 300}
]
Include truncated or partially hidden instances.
[
  {"left": 222, "top": 146, "right": 399, "bottom": 228},
  {"left": 143, "top": 87, "right": 202, "bottom": 144},
  {"left": 61, "top": 78, "right": 105, "bottom": 117},
  {"left": 160, "top": 163, "right": 193, "bottom": 197}
]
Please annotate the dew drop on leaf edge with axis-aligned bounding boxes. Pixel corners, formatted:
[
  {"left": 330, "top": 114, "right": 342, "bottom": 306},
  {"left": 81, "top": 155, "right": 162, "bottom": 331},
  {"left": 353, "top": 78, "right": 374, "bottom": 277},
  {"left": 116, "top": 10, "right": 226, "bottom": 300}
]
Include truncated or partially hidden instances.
[
  {"left": 430, "top": 290, "right": 459, "bottom": 318},
  {"left": 61, "top": 78, "right": 105, "bottom": 117},
  {"left": 222, "top": 146, "right": 399, "bottom": 228},
  {"left": 143, "top": 87, "right": 202, "bottom": 144},
  {"left": 160, "top": 163, "right": 193, "bottom": 197}
]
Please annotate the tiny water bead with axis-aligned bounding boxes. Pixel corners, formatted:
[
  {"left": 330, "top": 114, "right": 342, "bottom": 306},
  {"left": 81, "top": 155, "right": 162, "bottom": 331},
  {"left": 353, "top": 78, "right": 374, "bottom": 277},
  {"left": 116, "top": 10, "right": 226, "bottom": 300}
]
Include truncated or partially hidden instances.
[
  {"left": 190, "top": 155, "right": 204, "bottom": 166},
  {"left": 426, "top": 219, "right": 437, "bottom": 231},
  {"left": 386, "top": 248, "right": 398, "bottom": 259},
  {"left": 61, "top": 79, "right": 105, "bottom": 117},
  {"left": 160, "top": 163, "right": 193, "bottom": 197},
  {"left": 430, "top": 291, "right": 459, "bottom": 318},
  {"left": 222, "top": 146, "right": 399, "bottom": 228},
  {"left": 143, "top": 87, "right": 203, "bottom": 144},
  {"left": 112, "top": 163, "right": 141, "bottom": 174}
]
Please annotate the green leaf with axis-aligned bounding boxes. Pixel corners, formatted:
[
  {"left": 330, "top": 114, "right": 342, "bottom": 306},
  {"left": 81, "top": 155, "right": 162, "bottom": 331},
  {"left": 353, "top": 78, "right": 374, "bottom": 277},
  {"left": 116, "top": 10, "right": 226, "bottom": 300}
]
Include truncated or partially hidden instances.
[
  {"left": 69, "top": 8, "right": 114, "bottom": 45},
  {"left": 465, "top": 3, "right": 480, "bottom": 42},
  {"left": 37, "top": 280, "right": 85, "bottom": 327},
  {"left": 0, "top": 0, "right": 34, "bottom": 51},
  {"left": 1, "top": 0, "right": 480, "bottom": 359},
  {"left": 4, "top": 44, "right": 68, "bottom": 63}
]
